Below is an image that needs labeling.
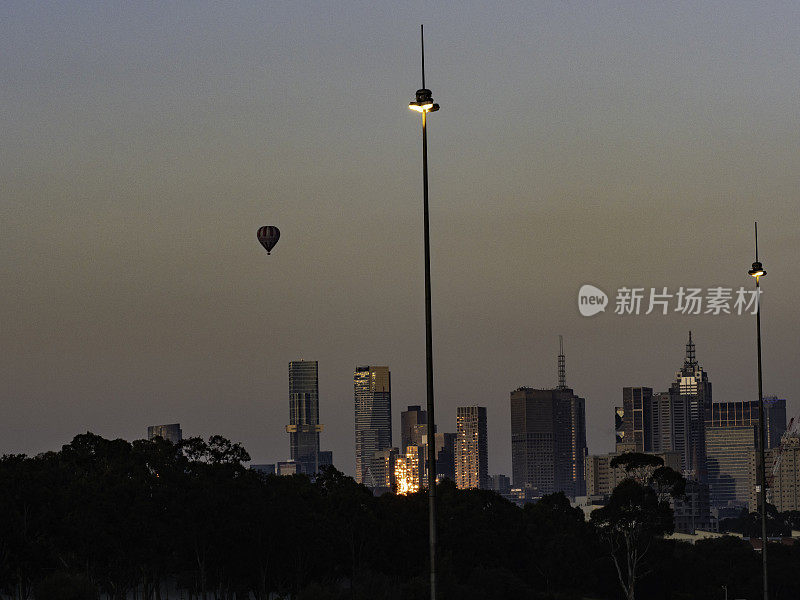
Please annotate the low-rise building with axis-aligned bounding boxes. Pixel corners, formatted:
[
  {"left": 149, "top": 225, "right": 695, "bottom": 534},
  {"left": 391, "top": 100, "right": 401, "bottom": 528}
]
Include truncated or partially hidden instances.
[{"left": 585, "top": 451, "right": 681, "bottom": 497}]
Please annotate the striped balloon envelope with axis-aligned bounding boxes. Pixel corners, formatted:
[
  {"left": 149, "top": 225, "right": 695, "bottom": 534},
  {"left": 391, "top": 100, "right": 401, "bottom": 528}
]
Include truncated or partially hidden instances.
[{"left": 257, "top": 226, "right": 280, "bottom": 255}]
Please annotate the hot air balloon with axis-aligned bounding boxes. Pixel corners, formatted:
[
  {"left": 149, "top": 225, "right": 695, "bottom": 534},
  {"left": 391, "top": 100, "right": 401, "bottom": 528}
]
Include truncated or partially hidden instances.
[{"left": 257, "top": 226, "right": 280, "bottom": 255}]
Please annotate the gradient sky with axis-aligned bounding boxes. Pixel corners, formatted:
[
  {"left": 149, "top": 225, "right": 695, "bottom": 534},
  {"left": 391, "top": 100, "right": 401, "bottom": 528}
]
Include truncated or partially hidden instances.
[{"left": 2, "top": 2, "right": 799, "bottom": 476}]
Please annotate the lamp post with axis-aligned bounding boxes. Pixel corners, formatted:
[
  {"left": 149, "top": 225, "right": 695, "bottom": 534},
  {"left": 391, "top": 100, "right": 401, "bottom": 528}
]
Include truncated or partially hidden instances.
[
  {"left": 409, "top": 24, "right": 439, "bottom": 600},
  {"left": 748, "top": 222, "right": 768, "bottom": 600}
]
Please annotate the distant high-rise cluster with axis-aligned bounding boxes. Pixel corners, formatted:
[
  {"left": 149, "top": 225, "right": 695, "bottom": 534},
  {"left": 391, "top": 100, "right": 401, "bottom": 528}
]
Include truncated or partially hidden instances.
[
  {"left": 582, "top": 332, "right": 795, "bottom": 534},
  {"left": 611, "top": 334, "right": 711, "bottom": 481},
  {"left": 186, "top": 331, "right": 797, "bottom": 524},
  {"left": 393, "top": 407, "right": 460, "bottom": 494},
  {"left": 614, "top": 334, "right": 713, "bottom": 481},
  {"left": 147, "top": 423, "right": 182, "bottom": 444}
]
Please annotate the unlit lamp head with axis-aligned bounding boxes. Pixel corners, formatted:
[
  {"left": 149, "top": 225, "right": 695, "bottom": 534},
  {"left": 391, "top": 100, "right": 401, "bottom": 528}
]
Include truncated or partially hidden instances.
[{"left": 409, "top": 88, "right": 439, "bottom": 112}]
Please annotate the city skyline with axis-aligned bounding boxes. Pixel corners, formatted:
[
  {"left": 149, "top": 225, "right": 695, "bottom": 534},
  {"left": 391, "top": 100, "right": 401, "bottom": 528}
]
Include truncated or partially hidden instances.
[{"left": 3, "top": 4, "right": 800, "bottom": 480}]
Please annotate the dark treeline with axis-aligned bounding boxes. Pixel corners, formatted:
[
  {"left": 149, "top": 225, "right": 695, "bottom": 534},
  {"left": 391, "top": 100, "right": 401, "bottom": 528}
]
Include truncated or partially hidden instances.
[{"left": 1, "top": 434, "right": 799, "bottom": 600}]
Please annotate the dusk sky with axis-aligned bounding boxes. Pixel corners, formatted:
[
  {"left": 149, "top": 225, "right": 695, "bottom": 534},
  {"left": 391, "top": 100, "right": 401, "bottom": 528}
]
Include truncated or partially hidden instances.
[{"left": 2, "top": 2, "right": 799, "bottom": 476}]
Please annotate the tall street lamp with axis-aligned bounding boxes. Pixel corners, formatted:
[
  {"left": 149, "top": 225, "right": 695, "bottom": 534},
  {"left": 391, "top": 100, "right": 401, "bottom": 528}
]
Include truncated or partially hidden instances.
[
  {"left": 409, "top": 24, "right": 439, "bottom": 600},
  {"left": 748, "top": 221, "right": 768, "bottom": 600}
]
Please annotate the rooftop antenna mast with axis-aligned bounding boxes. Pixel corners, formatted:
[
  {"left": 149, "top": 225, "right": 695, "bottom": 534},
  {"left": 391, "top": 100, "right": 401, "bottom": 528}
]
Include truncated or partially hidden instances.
[
  {"left": 755, "top": 221, "right": 759, "bottom": 262},
  {"left": 558, "top": 335, "right": 566, "bottom": 389},
  {"left": 685, "top": 331, "right": 697, "bottom": 368},
  {"left": 421, "top": 24, "right": 426, "bottom": 89}
]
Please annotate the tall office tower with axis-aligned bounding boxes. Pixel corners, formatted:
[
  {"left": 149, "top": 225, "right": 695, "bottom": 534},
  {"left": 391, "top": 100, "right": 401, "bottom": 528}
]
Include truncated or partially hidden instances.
[
  {"left": 705, "top": 425, "right": 756, "bottom": 507},
  {"left": 668, "top": 332, "right": 712, "bottom": 480},
  {"left": 354, "top": 365, "right": 392, "bottom": 488},
  {"left": 510, "top": 346, "right": 587, "bottom": 498},
  {"left": 708, "top": 398, "right": 787, "bottom": 449},
  {"left": 147, "top": 424, "right": 182, "bottom": 444},
  {"left": 401, "top": 405, "right": 428, "bottom": 452},
  {"left": 649, "top": 392, "right": 674, "bottom": 453},
  {"left": 556, "top": 336, "right": 588, "bottom": 496},
  {"left": 286, "top": 360, "right": 323, "bottom": 475},
  {"left": 705, "top": 397, "right": 787, "bottom": 507},
  {"left": 455, "top": 406, "right": 489, "bottom": 490},
  {"left": 511, "top": 387, "right": 588, "bottom": 497},
  {"left": 621, "top": 387, "right": 653, "bottom": 452},
  {"left": 434, "top": 432, "right": 456, "bottom": 482}
]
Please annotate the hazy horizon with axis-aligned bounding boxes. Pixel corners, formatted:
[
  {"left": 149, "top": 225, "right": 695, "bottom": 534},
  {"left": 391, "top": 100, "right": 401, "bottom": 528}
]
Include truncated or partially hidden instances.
[{"left": 2, "top": 2, "right": 799, "bottom": 477}]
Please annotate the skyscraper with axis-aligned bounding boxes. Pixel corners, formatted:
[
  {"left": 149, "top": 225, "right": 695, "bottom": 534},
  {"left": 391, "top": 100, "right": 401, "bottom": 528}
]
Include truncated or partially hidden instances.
[
  {"left": 668, "top": 332, "right": 712, "bottom": 480},
  {"left": 147, "top": 423, "right": 182, "bottom": 444},
  {"left": 708, "top": 397, "right": 786, "bottom": 449},
  {"left": 621, "top": 387, "right": 653, "bottom": 452},
  {"left": 510, "top": 342, "right": 587, "bottom": 498},
  {"left": 511, "top": 387, "right": 587, "bottom": 497},
  {"left": 455, "top": 406, "right": 489, "bottom": 490},
  {"left": 401, "top": 405, "right": 428, "bottom": 452},
  {"left": 705, "top": 424, "right": 756, "bottom": 506},
  {"left": 705, "top": 397, "right": 787, "bottom": 507},
  {"left": 354, "top": 365, "right": 392, "bottom": 488},
  {"left": 650, "top": 391, "right": 675, "bottom": 453},
  {"left": 286, "top": 360, "right": 323, "bottom": 475}
]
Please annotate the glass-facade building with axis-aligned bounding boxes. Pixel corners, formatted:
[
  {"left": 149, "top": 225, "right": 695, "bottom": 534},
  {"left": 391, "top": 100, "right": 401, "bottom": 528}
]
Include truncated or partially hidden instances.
[
  {"left": 354, "top": 365, "right": 392, "bottom": 488},
  {"left": 286, "top": 360, "right": 323, "bottom": 475}
]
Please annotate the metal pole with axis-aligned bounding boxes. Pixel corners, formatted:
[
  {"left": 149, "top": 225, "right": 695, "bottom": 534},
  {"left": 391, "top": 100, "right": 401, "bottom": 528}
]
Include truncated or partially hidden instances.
[
  {"left": 422, "top": 106, "right": 438, "bottom": 600},
  {"left": 756, "top": 271, "right": 768, "bottom": 600}
]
